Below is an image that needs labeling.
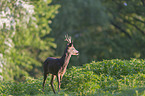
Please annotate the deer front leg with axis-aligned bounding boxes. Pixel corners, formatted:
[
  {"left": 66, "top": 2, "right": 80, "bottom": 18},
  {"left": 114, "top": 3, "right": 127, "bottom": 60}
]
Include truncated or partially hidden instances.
[
  {"left": 60, "top": 74, "right": 64, "bottom": 82},
  {"left": 50, "top": 75, "right": 56, "bottom": 94},
  {"left": 42, "top": 73, "right": 48, "bottom": 91},
  {"left": 57, "top": 74, "right": 61, "bottom": 92}
]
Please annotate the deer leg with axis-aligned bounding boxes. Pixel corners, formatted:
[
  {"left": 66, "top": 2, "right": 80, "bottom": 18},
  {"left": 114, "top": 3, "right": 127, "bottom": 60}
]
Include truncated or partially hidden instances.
[
  {"left": 43, "top": 73, "right": 48, "bottom": 91},
  {"left": 60, "top": 74, "right": 64, "bottom": 81},
  {"left": 50, "top": 75, "right": 56, "bottom": 94},
  {"left": 57, "top": 74, "right": 61, "bottom": 92}
]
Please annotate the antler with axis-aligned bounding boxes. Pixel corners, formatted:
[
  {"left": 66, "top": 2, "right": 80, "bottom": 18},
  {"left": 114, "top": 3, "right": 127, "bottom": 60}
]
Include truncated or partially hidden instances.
[{"left": 65, "top": 34, "right": 71, "bottom": 43}]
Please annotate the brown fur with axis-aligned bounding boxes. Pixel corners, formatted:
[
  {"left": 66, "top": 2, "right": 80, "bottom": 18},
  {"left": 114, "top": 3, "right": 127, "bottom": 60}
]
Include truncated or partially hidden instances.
[{"left": 43, "top": 42, "right": 79, "bottom": 93}]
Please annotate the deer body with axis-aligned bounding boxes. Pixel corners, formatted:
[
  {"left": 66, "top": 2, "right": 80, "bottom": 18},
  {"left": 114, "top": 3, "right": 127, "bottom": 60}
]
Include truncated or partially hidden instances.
[{"left": 43, "top": 35, "right": 79, "bottom": 94}]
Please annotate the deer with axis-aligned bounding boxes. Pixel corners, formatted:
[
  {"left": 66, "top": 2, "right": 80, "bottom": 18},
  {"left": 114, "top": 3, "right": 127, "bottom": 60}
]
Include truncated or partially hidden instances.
[{"left": 42, "top": 35, "right": 79, "bottom": 94}]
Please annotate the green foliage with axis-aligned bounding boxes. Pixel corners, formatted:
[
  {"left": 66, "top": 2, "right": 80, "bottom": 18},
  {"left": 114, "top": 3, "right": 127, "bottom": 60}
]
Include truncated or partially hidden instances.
[
  {"left": 0, "top": 0, "right": 60, "bottom": 81},
  {"left": 0, "top": 77, "right": 43, "bottom": 95},
  {"left": 62, "top": 59, "right": 145, "bottom": 94},
  {"left": 0, "top": 59, "right": 145, "bottom": 95},
  {"left": 0, "top": 0, "right": 36, "bottom": 81}
]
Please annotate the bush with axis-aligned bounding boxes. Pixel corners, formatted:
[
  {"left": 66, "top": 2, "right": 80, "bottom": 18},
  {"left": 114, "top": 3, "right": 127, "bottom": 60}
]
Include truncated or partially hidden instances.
[
  {"left": 0, "top": 59, "right": 145, "bottom": 95},
  {"left": 62, "top": 59, "right": 145, "bottom": 94}
]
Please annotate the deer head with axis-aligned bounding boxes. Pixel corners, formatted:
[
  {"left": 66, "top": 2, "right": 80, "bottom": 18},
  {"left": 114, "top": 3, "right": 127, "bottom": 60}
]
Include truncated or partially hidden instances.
[{"left": 65, "top": 35, "right": 79, "bottom": 55}]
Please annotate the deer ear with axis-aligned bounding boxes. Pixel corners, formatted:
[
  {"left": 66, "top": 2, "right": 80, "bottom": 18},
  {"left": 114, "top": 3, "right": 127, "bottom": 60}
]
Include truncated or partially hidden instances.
[{"left": 68, "top": 43, "right": 73, "bottom": 47}]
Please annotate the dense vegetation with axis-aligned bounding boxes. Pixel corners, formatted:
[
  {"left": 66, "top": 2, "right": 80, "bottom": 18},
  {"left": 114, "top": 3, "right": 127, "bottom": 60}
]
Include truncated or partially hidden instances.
[
  {"left": 0, "top": 1, "right": 145, "bottom": 95},
  {"left": 0, "top": 0, "right": 59, "bottom": 81},
  {"left": 0, "top": 59, "right": 145, "bottom": 95}
]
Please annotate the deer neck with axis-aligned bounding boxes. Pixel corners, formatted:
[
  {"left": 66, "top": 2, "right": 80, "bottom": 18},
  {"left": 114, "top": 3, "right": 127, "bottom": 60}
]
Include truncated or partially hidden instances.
[{"left": 60, "top": 52, "right": 71, "bottom": 68}]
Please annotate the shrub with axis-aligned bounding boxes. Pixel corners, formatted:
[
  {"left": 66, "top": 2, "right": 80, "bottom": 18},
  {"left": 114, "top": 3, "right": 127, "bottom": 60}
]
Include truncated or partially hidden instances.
[
  {"left": 0, "top": 59, "right": 145, "bottom": 95},
  {"left": 62, "top": 59, "right": 145, "bottom": 94}
]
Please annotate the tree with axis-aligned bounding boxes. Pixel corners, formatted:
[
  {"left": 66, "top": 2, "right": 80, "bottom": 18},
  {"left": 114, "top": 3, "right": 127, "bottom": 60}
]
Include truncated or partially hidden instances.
[
  {"left": 51, "top": 0, "right": 145, "bottom": 66},
  {"left": 0, "top": 0, "right": 36, "bottom": 81},
  {"left": 100, "top": 0, "right": 145, "bottom": 59},
  {"left": 51, "top": 0, "right": 109, "bottom": 65},
  {"left": 0, "top": 0, "right": 60, "bottom": 81}
]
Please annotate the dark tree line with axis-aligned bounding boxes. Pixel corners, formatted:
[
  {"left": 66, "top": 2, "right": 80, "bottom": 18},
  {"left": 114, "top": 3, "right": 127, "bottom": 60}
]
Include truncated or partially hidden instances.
[{"left": 51, "top": 0, "right": 145, "bottom": 66}]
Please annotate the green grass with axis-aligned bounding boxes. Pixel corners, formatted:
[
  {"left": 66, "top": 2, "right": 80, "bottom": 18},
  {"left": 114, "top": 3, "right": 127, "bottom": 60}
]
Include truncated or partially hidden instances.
[{"left": 0, "top": 59, "right": 145, "bottom": 96}]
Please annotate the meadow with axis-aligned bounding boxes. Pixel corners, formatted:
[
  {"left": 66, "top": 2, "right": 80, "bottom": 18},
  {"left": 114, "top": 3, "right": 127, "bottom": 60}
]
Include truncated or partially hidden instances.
[{"left": 0, "top": 59, "right": 145, "bottom": 96}]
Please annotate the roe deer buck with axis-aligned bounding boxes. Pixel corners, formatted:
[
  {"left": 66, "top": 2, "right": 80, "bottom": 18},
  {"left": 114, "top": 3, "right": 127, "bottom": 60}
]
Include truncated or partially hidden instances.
[{"left": 43, "top": 35, "right": 79, "bottom": 94}]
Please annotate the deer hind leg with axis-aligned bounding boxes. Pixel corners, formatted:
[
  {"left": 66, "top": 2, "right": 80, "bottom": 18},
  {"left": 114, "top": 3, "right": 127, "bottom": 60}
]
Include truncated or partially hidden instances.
[
  {"left": 43, "top": 73, "right": 48, "bottom": 91},
  {"left": 50, "top": 75, "right": 56, "bottom": 94}
]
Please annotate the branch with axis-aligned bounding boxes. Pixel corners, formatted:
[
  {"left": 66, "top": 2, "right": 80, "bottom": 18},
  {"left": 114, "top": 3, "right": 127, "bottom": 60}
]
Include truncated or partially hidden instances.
[
  {"left": 110, "top": 21, "right": 132, "bottom": 39},
  {"left": 123, "top": 18, "right": 145, "bottom": 35},
  {"left": 133, "top": 17, "right": 145, "bottom": 24}
]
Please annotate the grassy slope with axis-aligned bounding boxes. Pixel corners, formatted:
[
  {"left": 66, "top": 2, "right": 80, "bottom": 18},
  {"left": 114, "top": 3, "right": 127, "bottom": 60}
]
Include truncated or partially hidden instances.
[{"left": 0, "top": 59, "right": 145, "bottom": 96}]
